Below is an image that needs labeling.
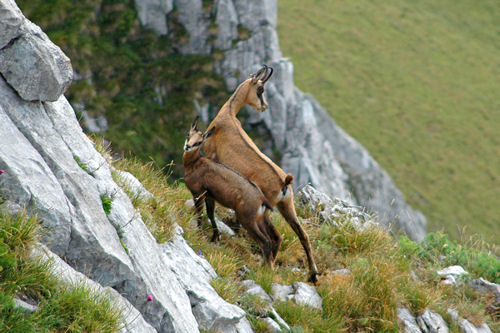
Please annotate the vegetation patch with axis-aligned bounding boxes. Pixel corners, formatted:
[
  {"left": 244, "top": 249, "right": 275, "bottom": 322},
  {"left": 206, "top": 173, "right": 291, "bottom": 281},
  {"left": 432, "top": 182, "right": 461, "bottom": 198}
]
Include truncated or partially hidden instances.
[
  {"left": 0, "top": 210, "right": 122, "bottom": 332},
  {"left": 114, "top": 156, "right": 499, "bottom": 332},
  {"left": 100, "top": 194, "right": 113, "bottom": 215}
]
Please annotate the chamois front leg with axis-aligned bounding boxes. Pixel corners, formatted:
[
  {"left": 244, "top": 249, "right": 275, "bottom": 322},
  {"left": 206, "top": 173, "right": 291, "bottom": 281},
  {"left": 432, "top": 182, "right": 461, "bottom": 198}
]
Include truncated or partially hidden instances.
[
  {"left": 193, "top": 194, "right": 205, "bottom": 227},
  {"left": 205, "top": 197, "right": 220, "bottom": 242}
]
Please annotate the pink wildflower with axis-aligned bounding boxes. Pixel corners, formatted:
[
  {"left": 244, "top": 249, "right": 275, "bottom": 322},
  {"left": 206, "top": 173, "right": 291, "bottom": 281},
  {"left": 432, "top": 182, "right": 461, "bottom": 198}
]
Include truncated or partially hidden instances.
[
  {"left": 0, "top": 170, "right": 4, "bottom": 175},
  {"left": 147, "top": 295, "right": 154, "bottom": 302}
]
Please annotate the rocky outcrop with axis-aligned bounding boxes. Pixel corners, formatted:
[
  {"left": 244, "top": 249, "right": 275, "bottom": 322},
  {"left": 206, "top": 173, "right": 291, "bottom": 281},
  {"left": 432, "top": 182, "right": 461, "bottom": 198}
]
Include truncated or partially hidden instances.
[
  {"left": 133, "top": 0, "right": 426, "bottom": 240},
  {"left": 0, "top": 2, "right": 253, "bottom": 331},
  {"left": 0, "top": 1, "right": 72, "bottom": 101}
]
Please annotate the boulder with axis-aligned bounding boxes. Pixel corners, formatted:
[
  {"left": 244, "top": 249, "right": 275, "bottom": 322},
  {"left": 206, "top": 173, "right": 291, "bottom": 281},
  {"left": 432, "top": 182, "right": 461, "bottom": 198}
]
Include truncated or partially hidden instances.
[
  {"left": 398, "top": 307, "right": 423, "bottom": 333},
  {"left": 437, "top": 266, "right": 469, "bottom": 285},
  {"left": 459, "top": 319, "right": 492, "bottom": 333},
  {"left": 271, "top": 282, "right": 322, "bottom": 310},
  {"left": 417, "top": 309, "right": 449, "bottom": 333}
]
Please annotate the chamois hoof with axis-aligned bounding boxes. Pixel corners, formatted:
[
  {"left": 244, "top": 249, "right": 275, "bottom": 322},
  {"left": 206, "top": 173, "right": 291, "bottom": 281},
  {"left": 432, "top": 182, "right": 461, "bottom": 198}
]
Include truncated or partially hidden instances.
[
  {"left": 210, "top": 232, "right": 220, "bottom": 243},
  {"left": 308, "top": 272, "right": 319, "bottom": 284}
]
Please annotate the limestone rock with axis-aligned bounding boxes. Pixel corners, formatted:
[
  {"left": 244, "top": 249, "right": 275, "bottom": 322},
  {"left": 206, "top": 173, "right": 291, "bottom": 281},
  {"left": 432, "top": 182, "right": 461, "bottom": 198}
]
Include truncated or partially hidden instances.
[
  {"left": 134, "top": 0, "right": 173, "bottom": 35},
  {"left": 161, "top": 226, "right": 251, "bottom": 332},
  {"left": 271, "top": 283, "right": 294, "bottom": 303},
  {"left": 0, "top": 13, "right": 72, "bottom": 101},
  {"left": 417, "top": 309, "right": 449, "bottom": 333},
  {"left": 271, "top": 282, "right": 322, "bottom": 310},
  {"left": 115, "top": 169, "right": 154, "bottom": 201},
  {"left": 459, "top": 319, "right": 492, "bottom": 333},
  {"left": 241, "top": 280, "right": 273, "bottom": 303},
  {"left": 0, "top": 0, "right": 23, "bottom": 49},
  {"left": 13, "top": 298, "right": 38, "bottom": 313},
  {"left": 262, "top": 317, "right": 281, "bottom": 332},
  {"left": 292, "top": 282, "right": 322, "bottom": 310},
  {"left": 447, "top": 308, "right": 459, "bottom": 322},
  {"left": 296, "top": 184, "right": 371, "bottom": 229},
  {"left": 437, "top": 265, "right": 469, "bottom": 285},
  {"left": 32, "top": 244, "right": 156, "bottom": 333},
  {"left": 398, "top": 308, "right": 423, "bottom": 333},
  {"left": 469, "top": 278, "right": 500, "bottom": 306}
]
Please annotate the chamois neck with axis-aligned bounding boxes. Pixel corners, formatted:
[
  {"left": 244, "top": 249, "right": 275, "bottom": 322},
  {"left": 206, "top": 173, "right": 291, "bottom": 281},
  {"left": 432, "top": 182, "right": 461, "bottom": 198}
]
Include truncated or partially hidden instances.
[
  {"left": 183, "top": 149, "right": 201, "bottom": 168},
  {"left": 223, "top": 81, "right": 250, "bottom": 117}
]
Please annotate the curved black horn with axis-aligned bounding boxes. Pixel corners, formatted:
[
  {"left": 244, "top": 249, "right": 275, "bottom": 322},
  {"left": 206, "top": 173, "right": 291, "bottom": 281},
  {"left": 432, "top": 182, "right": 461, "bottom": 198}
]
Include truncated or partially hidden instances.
[
  {"left": 251, "top": 66, "right": 267, "bottom": 84},
  {"left": 191, "top": 115, "right": 200, "bottom": 130},
  {"left": 261, "top": 66, "right": 274, "bottom": 84}
]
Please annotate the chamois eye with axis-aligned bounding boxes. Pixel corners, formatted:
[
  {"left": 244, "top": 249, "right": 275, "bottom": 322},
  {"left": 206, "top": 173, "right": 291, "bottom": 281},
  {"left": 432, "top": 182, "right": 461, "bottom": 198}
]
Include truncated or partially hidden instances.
[{"left": 257, "top": 86, "right": 264, "bottom": 95}]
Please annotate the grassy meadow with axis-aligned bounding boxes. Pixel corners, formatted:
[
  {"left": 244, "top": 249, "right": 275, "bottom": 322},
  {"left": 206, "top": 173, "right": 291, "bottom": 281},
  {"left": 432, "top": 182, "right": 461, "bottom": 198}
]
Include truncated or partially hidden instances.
[{"left": 277, "top": 0, "right": 499, "bottom": 242}]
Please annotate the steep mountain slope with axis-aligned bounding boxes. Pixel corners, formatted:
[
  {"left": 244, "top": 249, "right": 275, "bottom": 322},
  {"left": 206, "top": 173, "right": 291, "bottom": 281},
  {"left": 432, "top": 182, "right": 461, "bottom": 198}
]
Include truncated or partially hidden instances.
[
  {"left": 277, "top": 0, "right": 500, "bottom": 241},
  {"left": 16, "top": 0, "right": 427, "bottom": 240}
]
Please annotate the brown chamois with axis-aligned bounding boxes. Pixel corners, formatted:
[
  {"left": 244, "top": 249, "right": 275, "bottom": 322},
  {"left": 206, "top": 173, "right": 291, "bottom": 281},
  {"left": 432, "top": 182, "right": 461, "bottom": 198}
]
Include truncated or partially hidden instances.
[
  {"left": 203, "top": 65, "right": 319, "bottom": 283},
  {"left": 183, "top": 117, "right": 282, "bottom": 267}
]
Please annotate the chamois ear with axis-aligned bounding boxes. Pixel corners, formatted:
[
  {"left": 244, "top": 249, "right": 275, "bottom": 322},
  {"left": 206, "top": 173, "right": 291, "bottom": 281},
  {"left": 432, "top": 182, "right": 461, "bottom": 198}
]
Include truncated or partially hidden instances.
[
  {"left": 203, "top": 126, "right": 215, "bottom": 140},
  {"left": 250, "top": 65, "right": 267, "bottom": 84},
  {"left": 191, "top": 115, "right": 200, "bottom": 130}
]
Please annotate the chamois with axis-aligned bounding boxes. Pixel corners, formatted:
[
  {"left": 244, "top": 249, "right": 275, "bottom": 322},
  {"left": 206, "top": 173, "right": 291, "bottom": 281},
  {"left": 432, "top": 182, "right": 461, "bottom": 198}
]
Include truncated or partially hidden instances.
[
  {"left": 203, "top": 65, "right": 319, "bottom": 283},
  {"left": 183, "top": 117, "right": 282, "bottom": 267}
]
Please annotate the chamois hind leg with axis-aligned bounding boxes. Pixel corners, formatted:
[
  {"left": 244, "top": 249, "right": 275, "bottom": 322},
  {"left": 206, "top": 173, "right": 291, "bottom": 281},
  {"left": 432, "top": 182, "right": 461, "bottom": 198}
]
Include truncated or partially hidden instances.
[
  {"left": 205, "top": 197, "right": 220, "bottom": 242},
  {"left": 243, "top": 216, "right": 274, "bottom": 268},
  {"left": 277, "top": 191, "right": 319, "bottom": 283}
]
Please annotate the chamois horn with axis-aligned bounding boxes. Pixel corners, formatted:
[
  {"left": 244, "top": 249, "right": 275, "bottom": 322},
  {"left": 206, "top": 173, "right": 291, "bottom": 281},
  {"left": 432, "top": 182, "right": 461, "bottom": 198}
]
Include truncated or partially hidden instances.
[
  {"left": 191, "top": 115, "right": 200, "bottom": 130},
  {"left": 251, "top": 66, "right": 267, "bottom": 84},
  {"left": 261, "top": 66, "right": 273, "bottom": 84}
]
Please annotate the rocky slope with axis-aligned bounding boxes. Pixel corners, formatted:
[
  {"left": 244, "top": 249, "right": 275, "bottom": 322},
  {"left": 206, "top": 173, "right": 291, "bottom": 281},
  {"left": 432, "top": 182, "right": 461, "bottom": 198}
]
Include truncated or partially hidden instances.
[
  {"left": 0, "top": 1, "right": 252, "bottom": 331},
  {"left": 135, "top": 0, "right": 426, "bottom": 240}
]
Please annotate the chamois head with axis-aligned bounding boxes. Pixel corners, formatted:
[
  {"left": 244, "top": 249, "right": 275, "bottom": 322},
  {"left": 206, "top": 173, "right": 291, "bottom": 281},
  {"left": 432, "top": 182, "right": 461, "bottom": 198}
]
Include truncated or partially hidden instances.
[
  {"left": 184, "top": 116, "right": 214, "bottom": 152},
  {"left": 244, "top": 65, "right": 273, "bottom": 112}
]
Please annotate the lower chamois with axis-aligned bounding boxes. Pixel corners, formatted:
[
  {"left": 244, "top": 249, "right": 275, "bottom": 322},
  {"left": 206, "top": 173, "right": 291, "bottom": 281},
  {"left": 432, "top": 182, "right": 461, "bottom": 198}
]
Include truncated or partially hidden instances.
[{"left": 183, "top": 117, "right": 282, "bottom": 267}]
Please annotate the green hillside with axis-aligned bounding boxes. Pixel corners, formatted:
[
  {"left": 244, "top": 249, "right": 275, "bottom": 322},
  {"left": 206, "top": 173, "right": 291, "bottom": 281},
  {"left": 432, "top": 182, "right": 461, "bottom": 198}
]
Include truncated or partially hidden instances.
[{"left": 277, "top": 0, "right": 499, "bottom": 242}]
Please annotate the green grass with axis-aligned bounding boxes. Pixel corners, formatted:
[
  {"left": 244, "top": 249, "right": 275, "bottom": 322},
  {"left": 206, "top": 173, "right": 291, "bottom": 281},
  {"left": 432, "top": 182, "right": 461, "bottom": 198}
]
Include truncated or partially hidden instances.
[
  {"left": 277, "top": 0, "right": 500, "bottom": 242},
  {"left": 0, "top": 210, "right": 122, "bottom": 331},
  {"left": 114, "top": 156, "right": 499, "bottom": 332}
]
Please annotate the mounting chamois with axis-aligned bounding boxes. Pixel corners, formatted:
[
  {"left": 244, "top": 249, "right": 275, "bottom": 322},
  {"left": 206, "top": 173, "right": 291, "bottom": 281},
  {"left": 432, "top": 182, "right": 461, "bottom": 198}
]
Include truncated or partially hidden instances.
[
  {"left": 203, "top": 65, "right": 319, "bottom": 282},
  {"left": 183, "top": 117, "right": 282, "bottom": 267}
]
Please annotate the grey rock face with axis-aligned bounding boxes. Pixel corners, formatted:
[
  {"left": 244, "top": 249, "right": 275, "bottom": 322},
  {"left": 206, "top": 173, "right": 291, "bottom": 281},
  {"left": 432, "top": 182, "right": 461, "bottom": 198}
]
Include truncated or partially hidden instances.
[
  {"left": 114, "top": 169, "right": 154, "bottom": 201},
  {"left": 161, "top": 226, "right": 251, "bottom": 333},
  {"left": 417, "top": 310, "right": 449, "bottom": 333},
  {"left": 0, "top": 0, "right": 23, "bottom": 49},
  {"left": 0, "top": 14, "right": 72, "bottom": 101},
  {"left": 398, "top": 308, "right": 423, "bottom": 333},
  {"left": 134, "top": 0, "right": 173, "bottom": 35},
  {"left": 459, "top": 319, "right": 492, "bottom": 333}
]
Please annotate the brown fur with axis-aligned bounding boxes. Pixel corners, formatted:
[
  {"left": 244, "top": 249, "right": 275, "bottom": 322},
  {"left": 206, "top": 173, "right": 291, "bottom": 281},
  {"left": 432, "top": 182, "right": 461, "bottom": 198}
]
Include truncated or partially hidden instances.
[
  {"left": 183, "top": 123, "right": 282, "bottom": 267},
  {"left": 203, "top": 67, "right": 319, "bottom": 283}
]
